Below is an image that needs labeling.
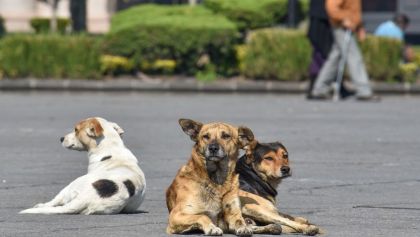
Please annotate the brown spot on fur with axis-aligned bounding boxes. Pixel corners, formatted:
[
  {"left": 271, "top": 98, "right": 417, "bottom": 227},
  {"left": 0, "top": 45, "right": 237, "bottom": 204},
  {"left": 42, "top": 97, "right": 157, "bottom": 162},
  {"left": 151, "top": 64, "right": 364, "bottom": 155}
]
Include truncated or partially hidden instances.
[
  {"left": 88, "top": 118, "right": 104, "bottom": 138},
  {"left": 73, "top": 118, "right": 105, "bottom": 150},
  {"left": 75, "top": 118, "right": 104, "bottom": 138}
]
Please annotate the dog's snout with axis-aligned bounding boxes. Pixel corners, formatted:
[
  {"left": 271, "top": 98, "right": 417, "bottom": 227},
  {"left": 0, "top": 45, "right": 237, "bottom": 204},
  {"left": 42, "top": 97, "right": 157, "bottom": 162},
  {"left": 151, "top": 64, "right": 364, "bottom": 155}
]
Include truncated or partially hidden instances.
[
  {"left": 281, "top": 166, "right": 290, "bottom": 175},
  {"left": 60, "top": 137, "right": 64, "bottom": 142},
  {"left": 208, "top": 143, "right": 220, "bottom": 154}
]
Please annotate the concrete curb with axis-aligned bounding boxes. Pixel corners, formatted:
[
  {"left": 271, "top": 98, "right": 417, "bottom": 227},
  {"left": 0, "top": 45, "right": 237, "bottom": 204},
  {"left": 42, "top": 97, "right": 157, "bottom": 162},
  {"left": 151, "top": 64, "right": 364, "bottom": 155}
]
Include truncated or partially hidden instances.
[{"left": 0, "top": 78, "right": 419, "bottom": 94}]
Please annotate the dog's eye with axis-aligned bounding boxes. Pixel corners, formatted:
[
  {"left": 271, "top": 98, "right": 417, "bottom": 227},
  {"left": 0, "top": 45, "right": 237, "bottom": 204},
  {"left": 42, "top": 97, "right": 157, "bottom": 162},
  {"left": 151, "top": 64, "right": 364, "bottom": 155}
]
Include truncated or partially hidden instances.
[
  {"left": 221, "top": 133, "right": 231, "bottom": 140},
  {"left": 74, "top": 128, "right": 78, "bottom": 133},
  {"left": 203, "top": 134, "right": 210, "bottom": 140},
  {"left": 264, "top": 157, "right": 274, "bottom": 161},
  {"left": 284, "top": 152, "right": 288, "bottom": 159}
]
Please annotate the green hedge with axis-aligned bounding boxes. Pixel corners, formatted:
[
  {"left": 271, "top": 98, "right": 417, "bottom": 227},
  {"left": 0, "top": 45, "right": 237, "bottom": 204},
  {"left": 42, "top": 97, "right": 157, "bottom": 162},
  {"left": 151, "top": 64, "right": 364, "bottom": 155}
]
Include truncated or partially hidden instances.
[
  {"left": 240, "top": 29, "right": 311, "bottom": 80},
  {"left": 203, "top": 0, "right": 288, "bottom": 31},
  {"left": 0, "top": 34, "right": 101, "bottom": 78},
  {"left": 30, "top": 18, "right": 71, "bottom": 34},
  {"left": 203, "top": 0, "right": 309, "bottom": 32},
  {"left": 239, "top": 29, "right": 402, "bottom": 81},
  {"left": 360, "top": 36, "right": 402, "bottom": 81},
  {"left": 104, "top": 4, "right": 238, "bottom": 75}
]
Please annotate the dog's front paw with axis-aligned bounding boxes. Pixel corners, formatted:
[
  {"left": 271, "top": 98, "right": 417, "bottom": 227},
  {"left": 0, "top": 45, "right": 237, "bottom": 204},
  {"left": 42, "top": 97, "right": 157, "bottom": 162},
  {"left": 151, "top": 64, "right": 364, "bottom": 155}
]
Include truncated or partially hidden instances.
[
  {"left": 204, "top": 224, "right": 223, "bottom": 236},
  {"left": 235, "top": 226, "right": 253, "bottom": 237},
  {"left": 302, "top": 225, "right": 319, "bottom": 236},
  {"left": 266, "top": 224, "right": 282, "bottom": 235}
]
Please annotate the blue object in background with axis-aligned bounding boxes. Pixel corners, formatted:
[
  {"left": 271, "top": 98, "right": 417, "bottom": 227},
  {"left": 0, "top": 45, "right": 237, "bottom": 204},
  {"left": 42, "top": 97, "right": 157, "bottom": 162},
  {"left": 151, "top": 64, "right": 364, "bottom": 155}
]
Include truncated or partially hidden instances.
[{"left": 374, "top": 20, "right": 404, "bottom": 41}]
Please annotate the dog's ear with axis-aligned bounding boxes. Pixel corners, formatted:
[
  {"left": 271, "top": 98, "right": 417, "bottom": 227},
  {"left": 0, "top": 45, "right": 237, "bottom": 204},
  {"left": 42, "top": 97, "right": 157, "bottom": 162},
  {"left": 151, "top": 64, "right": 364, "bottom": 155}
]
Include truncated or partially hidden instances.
[
  {"left": 179, "top": 118, "right": 203, "bottom": 142},
  {"left": 86, "top": 119, "right": 104, "bottom": 138},
  {"left": 110, "top": 122, "right": 124, "bottom": 136},
  {"left": 238, "top": 126, "right": 255, "bottom": 148}
]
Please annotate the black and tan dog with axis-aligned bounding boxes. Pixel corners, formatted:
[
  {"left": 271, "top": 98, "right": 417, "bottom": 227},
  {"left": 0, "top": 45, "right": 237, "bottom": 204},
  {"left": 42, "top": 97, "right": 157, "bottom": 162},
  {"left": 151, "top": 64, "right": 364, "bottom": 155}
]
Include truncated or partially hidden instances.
[
  {"left": 166, "top": 119, "right": 255, "bottom": 236},
  {"left": 236, "top": 141, "right": 321, "bottom": 235}
]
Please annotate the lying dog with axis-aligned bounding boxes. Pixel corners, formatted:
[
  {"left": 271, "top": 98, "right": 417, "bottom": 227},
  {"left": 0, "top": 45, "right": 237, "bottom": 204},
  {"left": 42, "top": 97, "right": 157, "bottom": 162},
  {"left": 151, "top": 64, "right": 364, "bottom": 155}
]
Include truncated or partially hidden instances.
[
  {"left": 166, "top": 119, "right": 255, "bottom": 236},
  {"left": 236, "top": 141, "right": 320, "bottom": 235},
  {"left": 20, "top": 117, "right": 146, "bottom": 215}
]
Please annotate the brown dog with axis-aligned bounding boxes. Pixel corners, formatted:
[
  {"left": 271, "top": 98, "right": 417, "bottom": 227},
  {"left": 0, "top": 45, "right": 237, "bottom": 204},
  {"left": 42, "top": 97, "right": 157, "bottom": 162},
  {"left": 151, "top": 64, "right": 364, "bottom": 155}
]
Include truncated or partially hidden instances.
[
  {"left": 166, "top": 119, "right": 255, "bottom": 236},
  {"left": 236, "top": 141, "right": 320, "bottom": 235}
]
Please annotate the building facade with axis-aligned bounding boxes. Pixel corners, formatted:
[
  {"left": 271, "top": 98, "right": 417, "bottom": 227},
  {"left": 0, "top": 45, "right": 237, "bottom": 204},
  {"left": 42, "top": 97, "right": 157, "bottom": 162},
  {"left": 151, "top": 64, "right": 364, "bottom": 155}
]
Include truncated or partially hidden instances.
[{"left": 0, "top": 0, "right": 116, "bottom": 33}]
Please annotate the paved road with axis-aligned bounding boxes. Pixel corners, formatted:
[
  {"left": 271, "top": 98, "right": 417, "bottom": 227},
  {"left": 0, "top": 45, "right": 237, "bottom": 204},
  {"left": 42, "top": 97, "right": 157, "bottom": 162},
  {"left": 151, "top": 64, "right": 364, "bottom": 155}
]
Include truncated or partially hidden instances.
[{"left": 0, "top": 92, "right": 419, "bottom": 237}]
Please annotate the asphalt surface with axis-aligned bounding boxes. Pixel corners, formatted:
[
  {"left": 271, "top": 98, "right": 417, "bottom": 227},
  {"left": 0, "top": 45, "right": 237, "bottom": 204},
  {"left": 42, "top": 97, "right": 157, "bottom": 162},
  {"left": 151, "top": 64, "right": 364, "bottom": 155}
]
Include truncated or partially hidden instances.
[{"left": 0, "top": 92, "right": 419, "bottom": 237}]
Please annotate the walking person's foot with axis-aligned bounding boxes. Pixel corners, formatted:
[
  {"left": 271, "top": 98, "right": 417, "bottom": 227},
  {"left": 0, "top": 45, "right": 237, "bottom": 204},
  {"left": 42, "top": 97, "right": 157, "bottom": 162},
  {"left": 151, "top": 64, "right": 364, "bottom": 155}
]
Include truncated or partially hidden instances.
[
  {"left": 307, "top": 93, "right": 331, "bottom": 100},
  {"left": 356, "top": 94, "right": 381, "bottom": 102}
]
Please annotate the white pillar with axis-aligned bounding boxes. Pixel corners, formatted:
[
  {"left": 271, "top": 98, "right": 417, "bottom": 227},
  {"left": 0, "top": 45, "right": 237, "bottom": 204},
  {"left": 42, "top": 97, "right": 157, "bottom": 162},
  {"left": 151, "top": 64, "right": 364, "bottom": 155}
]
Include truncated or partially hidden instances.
[
  {"left": 0, "top": 0, "right": 37, "bottom": 32},
  {"left": 88, "top": 0, "right": 112, "bottom": 33}
]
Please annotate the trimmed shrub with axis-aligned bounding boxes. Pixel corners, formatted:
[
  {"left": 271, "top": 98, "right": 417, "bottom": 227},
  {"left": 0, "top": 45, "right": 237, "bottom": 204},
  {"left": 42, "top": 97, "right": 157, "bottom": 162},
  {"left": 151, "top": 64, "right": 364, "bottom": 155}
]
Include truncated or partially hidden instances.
[
  {"left": 103, "top": 4, "right": 238, "bottom": 75},
  {"left": 203, "top": 0, "right": 288, "bottom": 31},
  {"left": 0, "top": 34, "right": 101, "bottom": 78},
  {"left": 141, "top": 59, "right": 177, "bottom": 74},
  {"left": 100, "top": 55, "right": 134, "bottom": 76},
  {"left": 30, "top": 18, "right": 71, "bottom": 34},
  {"left": 240, "top": 28, "right": 311, "bottom": 80},
  {"left": 240, "top": 29, "right": 403, "bottom": 81},
  {"left": 0, "top": 16, "right": 5, "bottom": 37},
  {"left": 360, "top": 36, "right": 402, "bottom": 81}
]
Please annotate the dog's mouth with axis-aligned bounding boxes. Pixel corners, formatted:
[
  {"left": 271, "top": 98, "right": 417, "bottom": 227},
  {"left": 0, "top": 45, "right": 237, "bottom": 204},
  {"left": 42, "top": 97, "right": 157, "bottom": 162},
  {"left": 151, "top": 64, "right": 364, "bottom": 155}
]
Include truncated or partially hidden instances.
[
  {"left": 270, "top": 173, "right": 291, "bottom": 180},
  {"left": 66, "top": 144, "right": 75, "bottom": 149},
  {"left": 280, "top": 173, "right": 291, "bottom": 179},
  {"left": 206, "top": 156, "right": 226, "bottom": 162}
]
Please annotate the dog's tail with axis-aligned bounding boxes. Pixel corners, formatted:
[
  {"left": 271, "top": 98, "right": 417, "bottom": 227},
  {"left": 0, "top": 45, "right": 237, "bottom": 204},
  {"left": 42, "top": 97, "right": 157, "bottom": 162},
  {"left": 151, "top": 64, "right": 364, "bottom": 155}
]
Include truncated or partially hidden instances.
[{"left": 19, "top": 199, "right": 88, "bottom": 215}]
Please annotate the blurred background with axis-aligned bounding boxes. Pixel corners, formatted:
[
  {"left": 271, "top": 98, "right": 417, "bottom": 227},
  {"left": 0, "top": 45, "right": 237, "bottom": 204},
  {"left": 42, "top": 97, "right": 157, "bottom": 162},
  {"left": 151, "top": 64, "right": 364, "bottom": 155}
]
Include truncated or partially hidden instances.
[{"left": 0, "top": 0, "right": 419, "bottom": 84}]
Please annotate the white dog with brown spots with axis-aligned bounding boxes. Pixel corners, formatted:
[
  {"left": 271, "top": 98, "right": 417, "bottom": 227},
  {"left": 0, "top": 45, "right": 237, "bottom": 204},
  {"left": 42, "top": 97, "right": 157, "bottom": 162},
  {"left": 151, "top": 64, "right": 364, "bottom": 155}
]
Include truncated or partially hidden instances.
[{"left": 20, "top": 117, "right": 146, "bottom": 215}]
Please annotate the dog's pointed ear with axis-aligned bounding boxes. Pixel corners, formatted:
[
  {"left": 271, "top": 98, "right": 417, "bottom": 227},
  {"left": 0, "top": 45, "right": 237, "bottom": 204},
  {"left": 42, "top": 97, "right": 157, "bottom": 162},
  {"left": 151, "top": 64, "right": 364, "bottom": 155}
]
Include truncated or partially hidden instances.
[
  {"left": 86, "top": 119, "right": 104, "bottom": 138},
  {"left": 238, "top": 126, "right": 255, "bottom": 148},
  {"left": 110, "top": 122, "right": 124, "bottom": 136},
  {"left": 179, "top": 118, "right": 203, "bottom": 142}
]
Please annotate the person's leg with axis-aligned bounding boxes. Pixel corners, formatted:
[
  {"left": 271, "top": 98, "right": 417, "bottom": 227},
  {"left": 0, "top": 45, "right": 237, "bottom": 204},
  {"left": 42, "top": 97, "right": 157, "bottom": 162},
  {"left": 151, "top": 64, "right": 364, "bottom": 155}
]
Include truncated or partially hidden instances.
[
  {"left": 311, "top": 33, "right": 341, "bottom": 96},
  {"left": 307, "top": 50, "right": 324, "bottom": 98},
  {"left": 344, "top": 33, "right": 372, "bottom": 97}
]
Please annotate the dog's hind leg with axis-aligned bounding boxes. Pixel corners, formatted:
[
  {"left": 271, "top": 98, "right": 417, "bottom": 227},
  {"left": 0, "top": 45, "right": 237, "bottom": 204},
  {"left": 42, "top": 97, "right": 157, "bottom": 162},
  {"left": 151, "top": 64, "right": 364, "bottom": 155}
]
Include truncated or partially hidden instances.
[
  {"left": 32, "top": 176, "right": 86, "bottom": 208},
  {"left": 33, "top": 186, "right": 71, "bottom": 208},
  {"left": 20, "top": 198, "right": 88, "bottom": 214},
  {"left": 242, "top": 203, "right": 319, "bottom": 236}
]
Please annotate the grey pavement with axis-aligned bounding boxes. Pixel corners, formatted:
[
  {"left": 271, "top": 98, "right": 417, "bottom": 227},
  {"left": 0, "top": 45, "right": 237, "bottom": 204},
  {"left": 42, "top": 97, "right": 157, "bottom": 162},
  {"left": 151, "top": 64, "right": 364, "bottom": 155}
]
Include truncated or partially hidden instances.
[{"left": 0, "top": 92, "right": 419, "bottom": 237}]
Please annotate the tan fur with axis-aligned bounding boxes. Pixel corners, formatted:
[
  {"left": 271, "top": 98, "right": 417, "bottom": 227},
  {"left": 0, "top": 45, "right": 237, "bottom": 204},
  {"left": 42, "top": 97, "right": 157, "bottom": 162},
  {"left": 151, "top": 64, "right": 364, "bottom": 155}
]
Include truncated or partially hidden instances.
[
  {"left": 74, "top": 118, "right": 104, "bottom": 150},
  {"left": 240, "top": 144, "right": 321, "bottom": 236},
  {"left": 166, "top": 119, "right": 253, "bottom": 236}
]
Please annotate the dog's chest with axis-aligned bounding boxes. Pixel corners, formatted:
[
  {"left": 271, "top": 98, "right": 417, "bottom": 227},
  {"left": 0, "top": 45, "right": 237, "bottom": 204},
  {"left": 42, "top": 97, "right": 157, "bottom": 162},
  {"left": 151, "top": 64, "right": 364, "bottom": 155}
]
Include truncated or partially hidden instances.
[{"left": 199, "top": 182, "right": 224, "bottom": 217}]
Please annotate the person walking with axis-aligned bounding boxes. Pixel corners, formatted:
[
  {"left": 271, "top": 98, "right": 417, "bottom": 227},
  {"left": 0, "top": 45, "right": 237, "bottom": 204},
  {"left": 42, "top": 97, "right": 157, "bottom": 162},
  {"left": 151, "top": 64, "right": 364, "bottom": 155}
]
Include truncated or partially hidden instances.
[
  {"left": 310, "top": 0, "right": 379, "bottom": 101},
  {"left": 307, "top": 0, "right": 353, "bottom": 99}
]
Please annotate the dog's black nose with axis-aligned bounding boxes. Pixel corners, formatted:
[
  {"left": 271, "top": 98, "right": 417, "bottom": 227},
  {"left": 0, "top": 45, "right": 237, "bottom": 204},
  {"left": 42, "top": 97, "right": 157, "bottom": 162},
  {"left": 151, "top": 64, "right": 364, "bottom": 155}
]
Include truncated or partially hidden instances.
[
  {"left": 60, "top": 137, "right": 64, "bottom": 142},
  {"left": 208, "top": 143, "right": 220, "bottom": 154},
  {"left": 281, "top": 166, "right": 290, "bottom": 174}
]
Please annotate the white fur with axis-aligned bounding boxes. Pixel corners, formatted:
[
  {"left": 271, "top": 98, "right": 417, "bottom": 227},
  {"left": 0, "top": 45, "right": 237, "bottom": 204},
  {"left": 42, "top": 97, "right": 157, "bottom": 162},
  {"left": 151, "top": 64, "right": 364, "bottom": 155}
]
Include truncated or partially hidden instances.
[{"left": 20, "top": 117, "right": 146, "bottom": 215}]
